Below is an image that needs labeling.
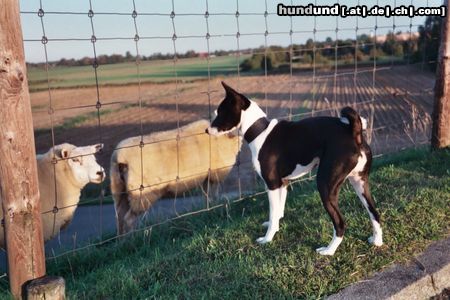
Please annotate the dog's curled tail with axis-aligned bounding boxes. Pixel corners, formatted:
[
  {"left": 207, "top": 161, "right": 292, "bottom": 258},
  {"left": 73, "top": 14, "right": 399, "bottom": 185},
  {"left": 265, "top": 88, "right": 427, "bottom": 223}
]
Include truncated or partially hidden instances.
[{"left": 340, "top": 106, "right": 364, "bottom": 145}]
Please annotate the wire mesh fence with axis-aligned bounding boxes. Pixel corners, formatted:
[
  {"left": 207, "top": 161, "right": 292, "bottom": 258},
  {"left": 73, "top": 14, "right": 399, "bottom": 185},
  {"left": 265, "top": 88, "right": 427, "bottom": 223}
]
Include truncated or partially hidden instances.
[{"left": 0, "top": 0, "right": 443, "bottom": 281}]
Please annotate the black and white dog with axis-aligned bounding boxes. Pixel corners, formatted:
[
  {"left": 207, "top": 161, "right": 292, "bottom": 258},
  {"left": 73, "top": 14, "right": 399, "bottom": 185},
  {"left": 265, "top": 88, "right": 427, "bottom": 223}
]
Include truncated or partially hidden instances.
[{"left": 206, "top": 82, "right": 383, "bottom": 256}]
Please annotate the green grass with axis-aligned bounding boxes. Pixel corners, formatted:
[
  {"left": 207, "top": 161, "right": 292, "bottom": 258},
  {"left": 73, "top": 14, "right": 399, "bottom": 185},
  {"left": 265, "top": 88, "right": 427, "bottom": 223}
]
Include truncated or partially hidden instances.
[
  {"left": 28, "top": 55, "right": 249, "bottom": 92},
  {"left": 0, "top": 148, "right": 449, "bottom": 299}
]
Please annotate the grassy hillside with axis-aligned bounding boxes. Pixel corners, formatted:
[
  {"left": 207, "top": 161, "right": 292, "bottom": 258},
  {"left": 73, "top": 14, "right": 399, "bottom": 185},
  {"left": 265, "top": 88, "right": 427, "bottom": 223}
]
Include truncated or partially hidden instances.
[
  {"left": 0, "top": 148, "right": 449, "bottom": 298},
  {"left": 27, "top": 55, "right": 249, "bottom": 92}
]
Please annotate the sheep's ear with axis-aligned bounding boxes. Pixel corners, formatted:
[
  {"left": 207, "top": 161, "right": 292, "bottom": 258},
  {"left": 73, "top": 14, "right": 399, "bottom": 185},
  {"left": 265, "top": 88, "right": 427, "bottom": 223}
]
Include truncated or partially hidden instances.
[
  {"left": 94, "top": 143, "right": 104, "bottom": 153},
  {"left": 60, "top": 148, "right": 70, "bottom": 159}
]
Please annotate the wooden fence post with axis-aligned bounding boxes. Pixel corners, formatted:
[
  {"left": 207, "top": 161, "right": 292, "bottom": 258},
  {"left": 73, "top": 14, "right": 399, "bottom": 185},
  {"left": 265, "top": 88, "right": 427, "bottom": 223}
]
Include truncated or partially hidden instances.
[
  {"left": 0, "top": 0, "right": 46, "bottom": 298},
  {"left": 432, "top": 1, "right": 450, "bottom": 149}
]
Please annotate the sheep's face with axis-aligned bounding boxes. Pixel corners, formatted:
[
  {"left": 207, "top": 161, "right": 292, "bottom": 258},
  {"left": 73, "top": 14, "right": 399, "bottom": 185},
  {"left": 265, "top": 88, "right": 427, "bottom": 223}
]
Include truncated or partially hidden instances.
[{"left": 58, "top": 143, "right": 105, "bottom": 186}]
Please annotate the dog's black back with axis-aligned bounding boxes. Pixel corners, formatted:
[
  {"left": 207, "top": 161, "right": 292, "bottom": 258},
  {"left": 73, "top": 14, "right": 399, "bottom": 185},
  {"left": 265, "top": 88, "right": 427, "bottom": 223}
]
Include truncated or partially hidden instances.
[{"left": 258, "top": 116, "right": 367, "bottom": 190}]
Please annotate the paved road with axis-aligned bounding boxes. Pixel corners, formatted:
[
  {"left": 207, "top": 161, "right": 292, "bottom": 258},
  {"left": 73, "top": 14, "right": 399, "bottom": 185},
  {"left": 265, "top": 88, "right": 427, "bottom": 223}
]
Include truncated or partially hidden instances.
[{"left": 45, "top": 195, "right": 210, "bottom": 253}]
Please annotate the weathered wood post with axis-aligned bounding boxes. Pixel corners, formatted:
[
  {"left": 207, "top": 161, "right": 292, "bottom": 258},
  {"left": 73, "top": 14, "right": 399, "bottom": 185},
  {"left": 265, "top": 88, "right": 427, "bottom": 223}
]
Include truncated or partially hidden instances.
[
  {"left": 0, "top": 0, "right": 54, "bottom": 298},
  {"left": 432, "top": 1, "right": 450, "bottom": 149}
]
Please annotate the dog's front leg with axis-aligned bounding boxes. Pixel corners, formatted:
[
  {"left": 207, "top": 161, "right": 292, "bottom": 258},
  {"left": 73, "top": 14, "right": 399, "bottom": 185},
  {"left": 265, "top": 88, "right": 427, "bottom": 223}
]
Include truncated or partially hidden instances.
[
  {"left": 257, "top": 189, "right": 281, "bottom": 244},
  {"left": 262, "top": 185, "right": 287, "bottom": 227}
]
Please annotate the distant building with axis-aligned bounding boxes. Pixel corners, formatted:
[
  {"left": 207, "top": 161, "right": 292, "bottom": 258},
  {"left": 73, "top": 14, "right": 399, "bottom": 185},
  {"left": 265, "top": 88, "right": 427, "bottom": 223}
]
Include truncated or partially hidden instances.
[{"left": 197, "top": 52, "right": 217, "bottom": 58}]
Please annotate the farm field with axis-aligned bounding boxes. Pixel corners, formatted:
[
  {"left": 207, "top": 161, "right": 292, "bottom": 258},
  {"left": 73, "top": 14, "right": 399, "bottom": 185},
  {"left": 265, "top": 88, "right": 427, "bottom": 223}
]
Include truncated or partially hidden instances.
[
  {"left": 27, "top": 55, "right": 250, "bottom": 92},
  {"left": 30, "top": 63, "right": 435, "bottom": 175}
]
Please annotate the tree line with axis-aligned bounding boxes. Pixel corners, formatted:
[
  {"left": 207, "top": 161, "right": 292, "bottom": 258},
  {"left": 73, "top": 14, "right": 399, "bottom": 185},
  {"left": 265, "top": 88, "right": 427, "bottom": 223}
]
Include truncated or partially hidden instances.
[
  {"left": 241, "top": 16, "right": 442, "bottom": 73},
  {"left": 26, "top": 49, "right": 234, "bottom": 68}
]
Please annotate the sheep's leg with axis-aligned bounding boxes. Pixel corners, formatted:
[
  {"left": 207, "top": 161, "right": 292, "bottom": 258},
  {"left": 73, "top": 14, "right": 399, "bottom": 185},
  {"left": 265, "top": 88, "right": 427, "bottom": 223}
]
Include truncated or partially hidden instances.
[
  {"left": 203, "top": 171, "right": 221, "bottom": 204},
  {"left": 123, "top": 210, "right": 139, "bottom": 234},
  {"left": 201, "top": 179, "right": 209, "bottom": 199},
  {"left": 114, "top": 192, "right": 131, "bottom": 235},
  {"left": 210, "top": 182, "right": 221, "bottom": 201}
]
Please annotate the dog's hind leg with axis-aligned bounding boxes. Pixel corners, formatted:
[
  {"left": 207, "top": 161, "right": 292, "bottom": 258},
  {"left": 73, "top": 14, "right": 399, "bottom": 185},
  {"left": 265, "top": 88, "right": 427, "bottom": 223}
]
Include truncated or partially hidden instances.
[
  {"left": 262, "top": 185, "right": 287, "bottom": 228},
  {"left": 279, "top": 185, "right": 287, "bottom": 219},
  {"left": 257, "top": 188, "right": 282, "bottom": 244},
  {"left": 315, "top": 160, "right": 348, "bottom": 256},
  {"left": 348, "top": 175, "right": 383, "bottom": 246}
]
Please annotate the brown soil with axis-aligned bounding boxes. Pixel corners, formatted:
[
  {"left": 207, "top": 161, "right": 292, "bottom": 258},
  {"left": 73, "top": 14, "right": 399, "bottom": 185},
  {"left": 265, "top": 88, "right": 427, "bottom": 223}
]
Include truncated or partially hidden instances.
[{"left": 31, "top": 65, "right": 435, "bottom": 175}]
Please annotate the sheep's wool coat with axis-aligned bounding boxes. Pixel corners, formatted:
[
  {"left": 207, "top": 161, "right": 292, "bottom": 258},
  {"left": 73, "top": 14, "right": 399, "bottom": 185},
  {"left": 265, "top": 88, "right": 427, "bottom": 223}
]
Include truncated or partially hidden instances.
[{"left": 111, "top": 119, "right": 241, "bottom": 232}]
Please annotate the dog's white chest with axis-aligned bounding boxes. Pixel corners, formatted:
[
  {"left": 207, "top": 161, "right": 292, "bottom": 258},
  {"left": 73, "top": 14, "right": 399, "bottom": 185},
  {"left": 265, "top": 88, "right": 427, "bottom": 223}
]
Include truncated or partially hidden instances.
[
  {"left": 247, "top": 119, "right": 278, "bottom": 179},
  {"left": 249, "top": 143, "right": 263, "bottom": 179}
]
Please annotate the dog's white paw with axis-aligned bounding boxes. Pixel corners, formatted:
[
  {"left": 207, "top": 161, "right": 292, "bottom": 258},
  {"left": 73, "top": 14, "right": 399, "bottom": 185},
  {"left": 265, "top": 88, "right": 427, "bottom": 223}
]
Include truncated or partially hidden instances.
[
  {"left": 368, "top": 235, "right": 383, "bottom": 247},
  {"left": 261, "top": 221, "right": 270, "bottom": 227},
  {"left": 316, "top": 246, "right": 336, "bottom": 256},
  {"left": 256, "top": 236, "right": 272, "bottom": 244}
]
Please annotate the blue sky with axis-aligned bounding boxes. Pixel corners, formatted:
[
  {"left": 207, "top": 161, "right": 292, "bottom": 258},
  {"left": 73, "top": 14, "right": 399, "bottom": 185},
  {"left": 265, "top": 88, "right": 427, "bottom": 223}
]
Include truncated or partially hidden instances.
[{"left": 19, "top": 0, "right": 436, "bottom": 63}]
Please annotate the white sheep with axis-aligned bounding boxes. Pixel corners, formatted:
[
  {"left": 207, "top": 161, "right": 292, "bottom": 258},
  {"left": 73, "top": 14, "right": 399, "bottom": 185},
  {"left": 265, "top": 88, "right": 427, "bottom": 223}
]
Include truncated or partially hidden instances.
[
  {"left": 110, "top": 119, "right": 241, "bottom": 234},
  {"left": 0, "top": 143, "right": 105, "bottom": 248}
]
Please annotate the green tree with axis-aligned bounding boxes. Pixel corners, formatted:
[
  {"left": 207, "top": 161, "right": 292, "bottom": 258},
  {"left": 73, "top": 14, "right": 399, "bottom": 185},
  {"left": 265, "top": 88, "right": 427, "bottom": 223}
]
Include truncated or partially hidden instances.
[
  {"left": 414, "top": 16, "right": 442, "bottom": 71},
  {"left": 125, "top": 51, "right": 133, "bottom": 61},
  {"left": 261, "top": 55, "right": 273, "bottom": 71},
  {"left": 240, "top": 54, "right": 263, "bottom": 72}
]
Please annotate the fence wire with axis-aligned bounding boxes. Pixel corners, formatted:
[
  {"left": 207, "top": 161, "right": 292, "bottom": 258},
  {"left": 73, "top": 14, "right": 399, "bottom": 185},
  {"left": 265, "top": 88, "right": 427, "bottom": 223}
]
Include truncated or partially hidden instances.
[{"left": 0, "top": 0, "right": 441, "bottom": 278}]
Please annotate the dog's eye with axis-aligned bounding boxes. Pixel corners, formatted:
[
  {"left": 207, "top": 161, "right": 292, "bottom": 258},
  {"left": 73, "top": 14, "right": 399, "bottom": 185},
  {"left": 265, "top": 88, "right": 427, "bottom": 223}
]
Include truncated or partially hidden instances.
[{"left": 71, "top": 158, "right": 80, "bottom": 163}]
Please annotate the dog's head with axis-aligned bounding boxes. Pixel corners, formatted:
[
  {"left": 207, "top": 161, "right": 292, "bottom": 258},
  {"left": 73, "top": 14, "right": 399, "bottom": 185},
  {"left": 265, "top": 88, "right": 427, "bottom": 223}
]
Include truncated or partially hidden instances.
[{"left": 206, "top": 81, "right": 250, "bottom": 136}]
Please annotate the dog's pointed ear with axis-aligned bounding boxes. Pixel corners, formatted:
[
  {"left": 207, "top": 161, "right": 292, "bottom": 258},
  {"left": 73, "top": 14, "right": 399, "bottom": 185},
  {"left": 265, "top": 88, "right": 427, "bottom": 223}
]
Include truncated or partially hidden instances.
[
  {"left": 221, "top": 81, "right": 239, "bottom": 96},
  {"left": 221, "top": 81, "right": 250, "bottom": 110}
]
